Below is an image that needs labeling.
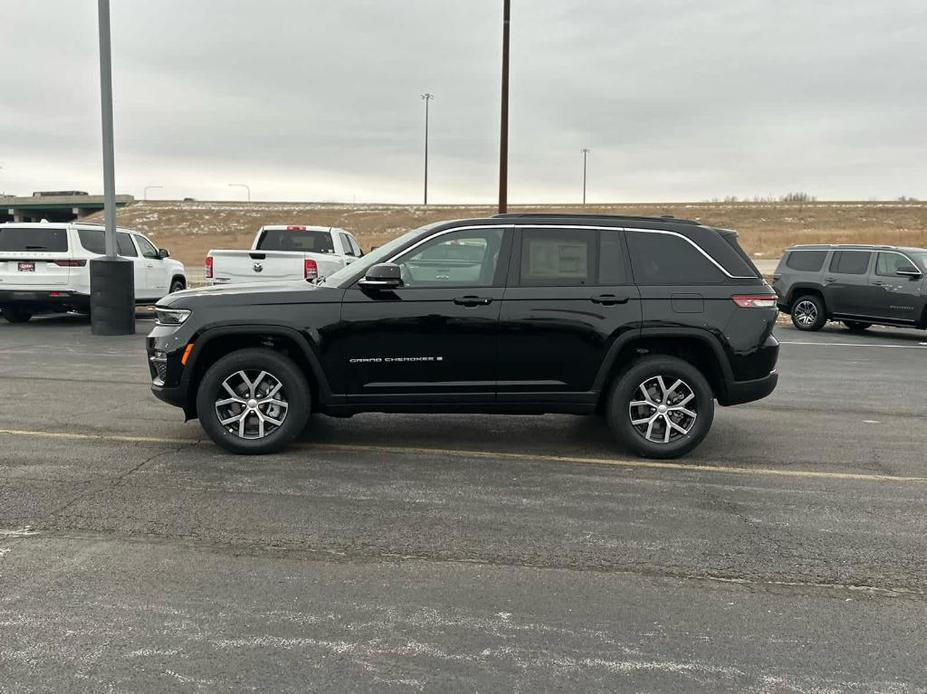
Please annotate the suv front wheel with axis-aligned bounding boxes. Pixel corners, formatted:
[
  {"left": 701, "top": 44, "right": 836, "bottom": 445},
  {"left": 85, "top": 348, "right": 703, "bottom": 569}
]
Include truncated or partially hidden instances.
[
  {"left": 606, "top": 356, "right": 715, "bottom": 459},
  {"left": 790, "top": 294, "right": 827, "bottom": 331},
  {"left": 196, "top": 348, "right": 311, "bottom": 454}
]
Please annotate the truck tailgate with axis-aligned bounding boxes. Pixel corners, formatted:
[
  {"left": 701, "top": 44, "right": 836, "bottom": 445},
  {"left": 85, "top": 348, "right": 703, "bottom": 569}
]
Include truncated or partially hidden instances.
[{"left": 210, "top": 251, "right": 343, "bottom": 283}]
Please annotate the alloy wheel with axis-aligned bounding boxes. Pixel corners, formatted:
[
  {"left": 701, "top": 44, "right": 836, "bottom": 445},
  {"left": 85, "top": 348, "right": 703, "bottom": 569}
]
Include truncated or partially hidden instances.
[
  {"left": 793, "top": 300, "right": 818, "bottom": 328},
  {"left": 214, "top": 369, "right": 289, "bottom": 440},
  {"left": 628, "top": 375, "right": 698, "bottom": 444}
]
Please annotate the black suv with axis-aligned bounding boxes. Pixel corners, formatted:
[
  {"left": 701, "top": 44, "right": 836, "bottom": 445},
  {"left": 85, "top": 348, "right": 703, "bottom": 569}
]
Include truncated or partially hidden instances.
[
  {"left": 148, "top": 214, "right": 779, "bottom": 459},
  {"left": 773, "top": 244, "right": 927, "bottom": 332}
]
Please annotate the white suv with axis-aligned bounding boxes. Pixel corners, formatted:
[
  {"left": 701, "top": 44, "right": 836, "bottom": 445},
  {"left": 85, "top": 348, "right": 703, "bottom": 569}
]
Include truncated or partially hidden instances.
[{"left": 0, "top": 222, "right": 186, "bottom": 323}]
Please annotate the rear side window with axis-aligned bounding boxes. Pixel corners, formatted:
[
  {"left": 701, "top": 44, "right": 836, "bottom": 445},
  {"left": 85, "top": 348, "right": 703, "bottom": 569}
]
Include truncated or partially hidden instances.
[
  {"left": 78, "top": 229, "right": 138, "bottom": 257},
  {"left": 786, "top": 250, "right": 827, "bottom": 272},
  {"left": 257, "top": 229, "right": 335, "bottom": 254},
  {"left": 628, "top": 232, "right": 724, "bottom": 285},
  {"left": 339, "top": 232, "right": 357, "bottom": 256},
  {"left": 829, "top": 251, "right": 871, "bottom": 275},
  {"left": 520, "top": 228, "right": 594, "bottom": 286},
  {"left": 0, "top": 227, "right": 67, "bottom": 252}
]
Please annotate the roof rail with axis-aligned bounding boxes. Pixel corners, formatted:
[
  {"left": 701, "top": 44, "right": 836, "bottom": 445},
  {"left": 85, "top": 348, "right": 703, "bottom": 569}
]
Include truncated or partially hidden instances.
[
  {"left": 491, "top": 212, "right": 701, "bottom": 225},
  {"left": 790, "top": 243, "right": 898, "bottom": 250}
]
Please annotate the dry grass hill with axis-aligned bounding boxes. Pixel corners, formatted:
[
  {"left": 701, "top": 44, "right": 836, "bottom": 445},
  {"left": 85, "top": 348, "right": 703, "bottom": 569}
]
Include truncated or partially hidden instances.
[{"left": 85, "top": 200, "right": 927, "bottom": 269}]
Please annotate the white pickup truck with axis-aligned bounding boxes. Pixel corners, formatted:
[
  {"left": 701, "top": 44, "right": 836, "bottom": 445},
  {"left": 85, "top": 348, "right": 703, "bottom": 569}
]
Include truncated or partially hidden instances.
[{"left": 206, "top": 225, "right": 363, "bottom": 285}]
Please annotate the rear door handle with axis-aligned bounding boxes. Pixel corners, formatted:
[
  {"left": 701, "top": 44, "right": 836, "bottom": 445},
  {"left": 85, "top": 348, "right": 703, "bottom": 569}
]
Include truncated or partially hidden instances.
[
  {"left": 453, "top": 295, "right": 493, "bottom": 307},
  {"left": 590, "top": 293, "right": 630, "bottom": 305}
]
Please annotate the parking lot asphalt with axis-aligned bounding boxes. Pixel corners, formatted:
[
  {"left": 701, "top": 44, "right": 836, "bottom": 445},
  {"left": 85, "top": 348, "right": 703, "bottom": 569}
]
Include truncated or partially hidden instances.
[{"left": 2, "top": 315, "right": 927, "bottom": 691}]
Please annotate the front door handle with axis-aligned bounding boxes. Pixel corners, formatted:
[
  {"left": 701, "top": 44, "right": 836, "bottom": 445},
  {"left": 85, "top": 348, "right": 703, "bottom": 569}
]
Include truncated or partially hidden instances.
[
  {"left": 590, "top": 293, "right": 630, "bottom": 305},
  {"left": 454, "top": 295, "right": 493, "bottom": 307},
  {"left": 824, "top": 277, "right": 836, "bottom": 284}
]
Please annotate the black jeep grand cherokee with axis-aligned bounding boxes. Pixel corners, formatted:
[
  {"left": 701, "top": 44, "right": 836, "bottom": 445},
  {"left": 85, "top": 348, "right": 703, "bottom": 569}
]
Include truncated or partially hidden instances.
[{"left": 148, "top": 214, "right": 779, "bottom": 459}]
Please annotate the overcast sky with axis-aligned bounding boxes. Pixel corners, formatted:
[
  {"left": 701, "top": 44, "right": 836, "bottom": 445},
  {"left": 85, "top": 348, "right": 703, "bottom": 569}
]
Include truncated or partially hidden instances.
[{"left": 1, "top": 0, "right": 925, "bottom": 203}]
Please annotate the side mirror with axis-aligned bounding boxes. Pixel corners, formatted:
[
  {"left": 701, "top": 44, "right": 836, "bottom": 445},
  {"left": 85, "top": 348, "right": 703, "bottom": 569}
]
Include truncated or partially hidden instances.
[
  {"left": 158, "top": 248, "right": 170, "bottom": 259},
  {"left": 358, "top": 263, "right": 402, "bottom": 290},
  {"left": 895, "top": 265, "right": 921, "bottom": 278}
]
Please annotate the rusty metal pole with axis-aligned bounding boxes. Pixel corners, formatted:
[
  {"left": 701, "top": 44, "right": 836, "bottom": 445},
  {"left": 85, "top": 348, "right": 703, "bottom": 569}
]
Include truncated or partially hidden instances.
[{"left": 498, "top": 0, "right": 510, "bottom": 214}]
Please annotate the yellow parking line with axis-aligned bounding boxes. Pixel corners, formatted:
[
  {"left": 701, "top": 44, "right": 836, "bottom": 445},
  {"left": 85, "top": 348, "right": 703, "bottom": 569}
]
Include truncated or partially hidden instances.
[{"left": 1, "top": 427, "right": 924, "bottom": 484}]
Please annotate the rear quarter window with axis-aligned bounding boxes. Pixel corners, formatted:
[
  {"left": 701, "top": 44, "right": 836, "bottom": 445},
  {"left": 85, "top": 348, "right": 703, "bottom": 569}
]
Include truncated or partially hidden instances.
[
  {"left": 0, "top": 227, "right": 68, "bottom": 252},
  {"left": 628, "top": 232, "right": 725, "bottom": 285},
  {"left": 785, "top": 250, "right": 827, "bottom": 272}
]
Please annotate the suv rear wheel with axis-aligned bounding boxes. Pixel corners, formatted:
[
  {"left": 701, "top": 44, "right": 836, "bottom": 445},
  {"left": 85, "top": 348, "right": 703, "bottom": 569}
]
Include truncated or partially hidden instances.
[
  {"left": 606, "top": 356, "right": 714, "bottom": 459},
  {"left": 1, "top": 305, "right": 33, "bottom": 323},
  {"left": 790, "top": 294, "right": 826, "bottom": 331},
  {"left": 196, "top": 348, "right": 310, "bottom": 454}
]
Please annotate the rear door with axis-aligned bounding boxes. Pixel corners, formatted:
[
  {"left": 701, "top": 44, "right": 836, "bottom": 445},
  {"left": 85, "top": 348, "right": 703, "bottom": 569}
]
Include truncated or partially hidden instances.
[
  {"left": 496, "top": 226, "right": 641, "bottom": 401},
  {"left": 824, "top": 251, "right": 872, "bottom": 315},
  {"left": 0, "top": 226, "right": 72, "bottom": 287},
  {"left": 77, "top": 228, "right": 147, "bottom": 297}
]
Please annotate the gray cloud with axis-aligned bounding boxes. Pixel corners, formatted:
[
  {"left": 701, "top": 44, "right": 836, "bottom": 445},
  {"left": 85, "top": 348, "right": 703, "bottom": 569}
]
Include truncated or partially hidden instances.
[{"left": 1, "top": 0, "right": 925, "bottom": 203}]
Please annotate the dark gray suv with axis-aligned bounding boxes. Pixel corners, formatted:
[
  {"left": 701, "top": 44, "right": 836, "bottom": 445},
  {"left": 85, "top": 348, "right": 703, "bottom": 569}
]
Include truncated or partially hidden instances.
[{"left": 773, "top": 244, "right": 927, "bottom": 332}]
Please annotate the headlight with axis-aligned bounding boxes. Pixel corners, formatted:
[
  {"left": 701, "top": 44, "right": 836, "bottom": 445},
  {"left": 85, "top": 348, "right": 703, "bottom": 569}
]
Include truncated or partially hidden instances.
[{"left": 155, "top": 308, "right": 191, "bottom": 326}]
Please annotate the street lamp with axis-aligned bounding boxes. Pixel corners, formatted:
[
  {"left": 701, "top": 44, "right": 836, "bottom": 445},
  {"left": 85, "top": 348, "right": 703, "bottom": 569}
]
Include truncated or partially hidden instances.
[
  {"left": 144, "top": 185, "right": 163, "bottom": 201},
  {"left": 421, "top": 93, "right": 434, "bottom": 205},
  {"left": 228, "top": 183, "right": 251, "bottom": 202},
  {"left": 582, "top": 148, "right": 590, "bottom": 205},
  {"left": 90, "top": 0, "right": 134, "bottom": 335},
  {"left": 498, "top": 0, "right": 511, "bottom": 214}
]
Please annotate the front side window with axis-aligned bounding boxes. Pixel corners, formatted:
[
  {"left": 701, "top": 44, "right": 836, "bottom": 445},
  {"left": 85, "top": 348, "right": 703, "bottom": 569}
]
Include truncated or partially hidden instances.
[
  {"left": 135, "top": 234, "right": 160, "bottom": 259},
  {"left": 395, "top": 227, "right": 504, "bottom": 288},
  {"left": 340, "top": 233, "right": 356, "bottom": 257},
  {"left": 628, "top": 232, "right": 724, "bottom": 285},
  {"left": 875, "top": 252, "right": 914, "bottom": 277},
  {"left": 829, "top": 251, "right": 871, "bottom": 275}
]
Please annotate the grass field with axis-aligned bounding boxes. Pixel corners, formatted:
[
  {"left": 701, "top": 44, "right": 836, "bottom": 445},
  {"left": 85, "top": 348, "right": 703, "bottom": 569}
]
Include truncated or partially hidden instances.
[{"left": 86, "top": 200, "right": 927, "bottom": 269}]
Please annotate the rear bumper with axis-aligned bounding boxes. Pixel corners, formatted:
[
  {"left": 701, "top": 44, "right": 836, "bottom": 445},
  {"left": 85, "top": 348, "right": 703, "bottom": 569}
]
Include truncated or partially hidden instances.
[
  {"left": 0, "top": 289, "right": 89, "bottom": 309},
  {"left": 718, "top": 370, "right": 778, "bottom": 406}
]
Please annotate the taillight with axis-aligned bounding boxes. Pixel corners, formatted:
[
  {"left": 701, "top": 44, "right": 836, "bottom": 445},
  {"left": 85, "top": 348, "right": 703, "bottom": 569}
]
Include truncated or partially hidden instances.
[
  {"left": 287, "top": 225, "right": 307, "bottom": 231},
  {"left": 304, "top": 258, "right": 318, "bottom": 281},
  {"left": 732, "top": 295, "right": 777, "bottom": 308},
  {"left": 53, "top": 259, "right": 87, "bottom": 267},
  {"left": 205, "top": 255, "right": 214, "bottom": 279}
]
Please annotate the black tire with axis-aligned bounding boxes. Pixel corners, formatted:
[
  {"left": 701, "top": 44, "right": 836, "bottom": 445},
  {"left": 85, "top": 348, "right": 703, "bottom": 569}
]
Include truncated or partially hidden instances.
[
  {"left": 1, "top": 305, "right": 33, "bottom": 323},
  {"left": 790, "top": 294, "right": 826, "bottom": 331},
  {"left": 843, "top": 321, "right": 871, "bottom": 332},
  {"left": 196, "top": 348, "right": 311, "bottom": 455},
  {"left": 606, "top": 355, "right": 715, "bottom": 459},
  {"left": 169, "top": 278, "right": 186, "bottom": 293}
]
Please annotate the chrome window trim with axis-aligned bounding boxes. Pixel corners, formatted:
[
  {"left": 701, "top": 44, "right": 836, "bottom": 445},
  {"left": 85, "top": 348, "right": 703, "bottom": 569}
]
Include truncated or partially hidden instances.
[{"left": 385, "top": 223, "right": 753, "bottom": 281}]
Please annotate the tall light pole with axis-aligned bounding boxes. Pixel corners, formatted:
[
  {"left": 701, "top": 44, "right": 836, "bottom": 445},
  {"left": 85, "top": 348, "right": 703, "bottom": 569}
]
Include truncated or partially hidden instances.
[
  {"left": 229, "top": 183, "right": 251, "bottom": 202},
  {"left": 90, "top": 0, "right": 134, "bottom": 335},
  {"left": 144, "top": 185, "right": 163, "bottom": 201},
  {"left": 582, "top": 148, "right": 590, "bottom": 205},
  {"left": 421, "top": 93, "right": 434, "bottom": 205},
  {"left": 498, "top": 0, "right": 511, "bottom": 214}
]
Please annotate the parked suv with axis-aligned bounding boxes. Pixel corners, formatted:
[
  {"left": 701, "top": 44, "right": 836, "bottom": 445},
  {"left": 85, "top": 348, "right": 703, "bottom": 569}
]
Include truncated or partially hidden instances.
[
  {"left": 773, "top": 244, "right": 927, "bottom": 332},
  {"left": 147, "top": 214, "right": 779, "bottom": 459},
  {"left": 0, "top": 222, "right": 186, "bottom": 322}
]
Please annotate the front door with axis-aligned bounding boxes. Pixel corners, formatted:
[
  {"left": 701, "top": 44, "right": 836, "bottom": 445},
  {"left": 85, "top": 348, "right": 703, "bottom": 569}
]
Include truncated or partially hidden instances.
[
  {"left": 337, "top": 226, "right": 512, "bottom": 404},
  {"left": 864, "top": 251, "right": 924, "bottom": 323},
  {"left": 134, "top": 234, "right": 169, "bottom": 299},
  {"left": 824, "top": 250, "right": 872, "bottom": 316},
  {"left": 496, "top": 226, "right": 641, "bottom": 402}
]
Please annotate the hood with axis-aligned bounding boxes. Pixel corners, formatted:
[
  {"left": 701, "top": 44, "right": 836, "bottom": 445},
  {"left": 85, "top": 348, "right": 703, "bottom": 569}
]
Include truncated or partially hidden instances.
[{"left": 157, "top": 279, "right": 338, "bottom": 308}]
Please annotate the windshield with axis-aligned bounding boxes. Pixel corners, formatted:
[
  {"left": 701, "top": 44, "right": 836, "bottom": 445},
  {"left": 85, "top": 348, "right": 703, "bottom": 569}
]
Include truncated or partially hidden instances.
[{"left": 320, "top": 225, "right": 436, "bottom": 288}]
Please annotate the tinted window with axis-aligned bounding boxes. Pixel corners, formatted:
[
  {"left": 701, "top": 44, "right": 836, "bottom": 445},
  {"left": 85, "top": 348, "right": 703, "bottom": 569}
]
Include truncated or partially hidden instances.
[
  {"left": 598, "top": 230, "right": 628, "bottom": 285},
  {"left": 628, "top": 232, "right": 724, "bottom": 285},
  {"left": 78, "top": 229, "right": 140, "bottom": 257},
  {"left": 257, "top": 229, "right": 335, "bottom": 253},
  {"left": 396, "top": 227, "right": 504, "bottom": 288},
  {"left": 829, "top": 251, "right": 871, "bottom": 275},
  {"left": 135, "top": 235, "right": 160, "bottom": 259},
  {"left": 876, "top": 252, "right": 918, "bottom": 276},
  {"left": 0, "top": 227, "right": 67, "bottom": 252},
  {"left": 786, "top": 250, "right": 827, "bottom": 272},
  {"left": 520, "top": 228, "right": 594, "bottom": 286}
]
